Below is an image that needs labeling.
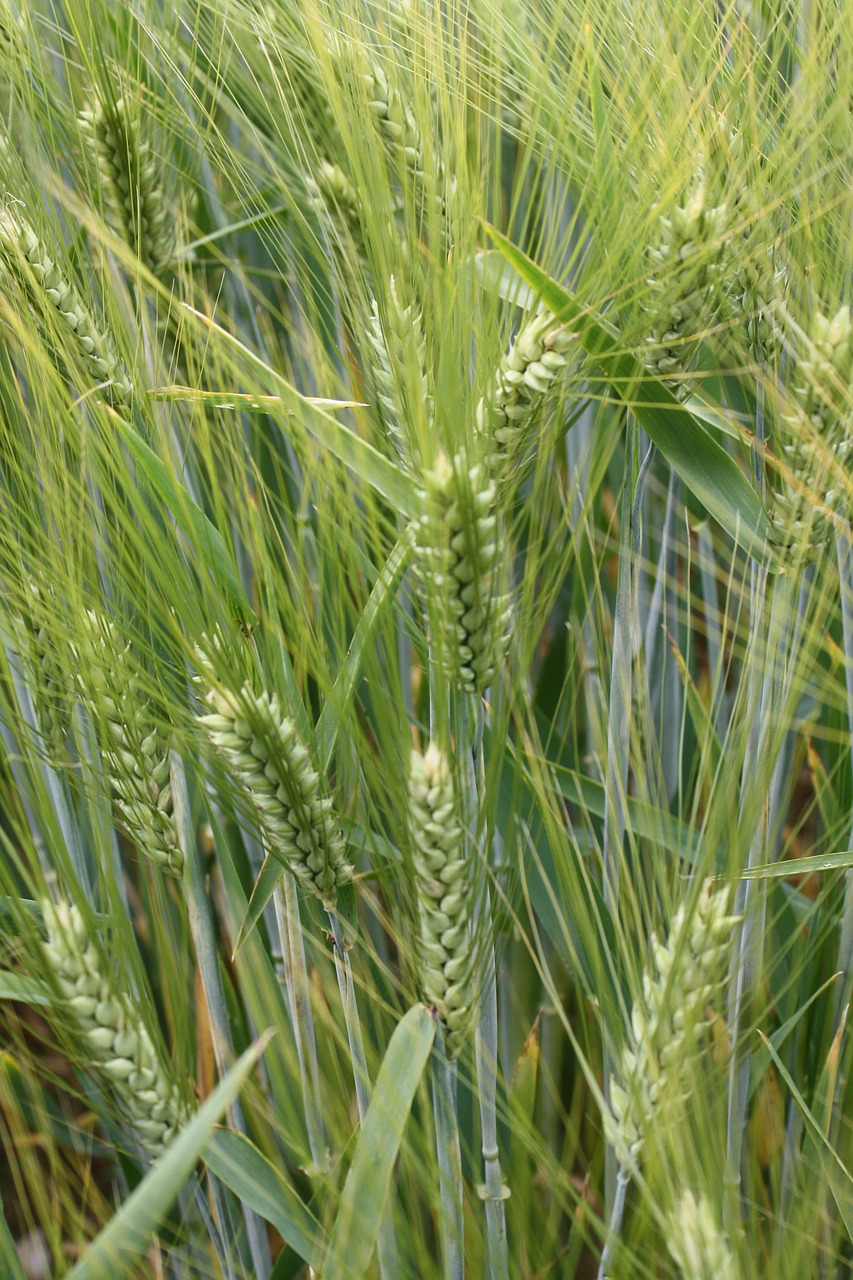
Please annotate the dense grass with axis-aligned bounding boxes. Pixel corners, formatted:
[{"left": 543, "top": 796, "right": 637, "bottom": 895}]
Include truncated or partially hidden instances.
[{"left": 0, "top": 1, "right": 852, "bottom": 1277}]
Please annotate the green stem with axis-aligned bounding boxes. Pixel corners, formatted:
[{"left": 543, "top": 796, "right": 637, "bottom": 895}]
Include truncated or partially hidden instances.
[
  {"left": 431, "top": 1036, "right": 464, "bottom": 1280},
  {"left": 328, "top": 910, "right": 400, "bottom": 1280},
  {"left": 170, "top": 752, "right": 273, "bottom": 1278},
  {"left": 273, "top": 877, "right": 329, "bottom": 1173}
]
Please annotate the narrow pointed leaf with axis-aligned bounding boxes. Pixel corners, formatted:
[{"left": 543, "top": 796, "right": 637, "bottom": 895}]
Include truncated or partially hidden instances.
[
  {"left": 760, "top": 1033, "right": 853, "bottom": 1236},
  {"left": 68, "top": 1035, "right": 271, "bottom": 1280},
  {"left": 234, "top": 852, "right": 283, "bottom": 957},
  {"left": 323, "top": 1004, "right": 436, "bottom": 1279},
  {"left": 0, "top": 1198, "right": 26, "bottom": 1280},
  {"left": 0, "top": 971, "right": 49, "bottom": 1005},
  {"left": 205, "top": 1130, "right": 326, "bottom": 1269}
]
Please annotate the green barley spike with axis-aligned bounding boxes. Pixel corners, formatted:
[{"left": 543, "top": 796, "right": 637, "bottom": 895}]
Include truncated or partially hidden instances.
[
  {"left": 0, "top": 204, "right": 132, "bottom": 403},
  {"left": 409, "top": 742, "right": 473, "bottom": 1058},
  {"left": 76, "top": 612, "right": 182, "bottom": 876},
  {"left": 195, "top": 646, "right": 352, "bottom": 908},
  {"left": 644, "top": 175, "right": 736, "bottom": 392},
  {"left": 666, "top": 1190, "right": 740, "bottom": 1280},
  {"left": 367, "top": 276, "right": 431, "bottom": 466},
  {"left": 42, "top": 899, "right": 187, "bottom": 1157},
  {"left": 78, "top": 92, "right": 175, "bottom": 277},
  {"left": 476, "top": 309, "right": 576, "bottom": 485},
  {"left": 350, "top": 51, "right": 455, "bottom": 234},
  {"left": 773, "top": 303, "right": 853, "bottom": 552},
  {"left": 416, "top": 452, "right": 511, "bottom": 694},
  {"left": 605, "top": 881, "right": 737, "bottom": 1170}
]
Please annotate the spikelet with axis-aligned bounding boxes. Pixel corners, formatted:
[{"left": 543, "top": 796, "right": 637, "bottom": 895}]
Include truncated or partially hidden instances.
[
  {"left": 0, "top": 204, "right": 132, "bottom": 403},
  {"left": 728, "top": 242, "right": 787, "bottom": 369},
  {"left": 78, "top": 92, "right": 174, "bottom": 277},
  {"left": 605, "top": 881, "right": 736, "bottom": 1169},
  {"left": 195, "top": 646, "right": 351, "bottom": 908},
  {"left": 772, "top": 304, "right": 853, "bottom": 553},
  {"left": 667, "top": 1190, "right": 739, "bottom": 1280},
  {"left": 75, "top": 612, "right": 181, "bottom": 876},
  {"left": 42, "top": 900, "right": 187, "bottom": 1156},
  {"left": 307, "top": 160, "right": 364, "bottom": 250},
  {"left": 416, "top": 452, "right": 512, "bottom": 694},
  {"left": 409, "top": 743, "right": 473, "bottom": 1057},
  {"left": 476, "top": 310, "right": 576, "bottom": 484},
  {"left": 644, "top": 176, "right": 736, "bottom": 391},
  {"left": 367, "top": 277, "right": 431, "bottom": 465}
]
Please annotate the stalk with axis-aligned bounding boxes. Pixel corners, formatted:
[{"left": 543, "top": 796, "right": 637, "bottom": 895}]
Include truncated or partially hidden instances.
[
  {"left": 170, "top": 753, "right": 273, "bottom": 1278},
  {"left": 272, "top": 877, "right": 329, "bottom": 1173},
  {"left": 431, "top": 1033, "right": 464, "bottom": 1280},
  {"left": 600, "top": 427, "right": 640, "bottom": 1220},
  {"left": 460, "top": 697, "right": 509, "bottom": 1280},
  {"left": 725, "top": 570, "right": 797, "bottom": 1205},
  {"left": 327, "top": 910, "right": 400, "bottom": 1280}
]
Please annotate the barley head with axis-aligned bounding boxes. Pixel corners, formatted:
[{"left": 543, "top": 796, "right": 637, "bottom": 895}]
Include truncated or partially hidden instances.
[
  {"left": 416, "top": 451, "right": 512, "bottom": 694},
  {"left": 476, "top": 309, "right": 576, "bottom": 485},
  {"left": 644, "top": 177, "right": 736, "bottom": 390},
  {"left": 605, "top": 881, "right": 737, "bottom": 1169},
  {"left": 409, "top": 742, "right": 472, "bottom": 1058},
  {"left": 0, "top": 204, "right": 132, "bottom": 403},
  {"left": 78, "top": 92, "right": 175, "bottom": 277},
  {"left": 75, "top": 612, "right": 181, "bottom": 876},
  {"left": 772, "top": 303, "right": 853, "bottom": 553},
  {"left": 667, "top": 1190, "right": 739, "bottom": 1280},
  {"left": 42, "top": 899, "right": 187, "bottom": 1157},
  {"left": 195, "top": 647, "right": 352, "bottom": 908},
  {"left": 367, "top": 276, "right": 431, "bottom": 466}
]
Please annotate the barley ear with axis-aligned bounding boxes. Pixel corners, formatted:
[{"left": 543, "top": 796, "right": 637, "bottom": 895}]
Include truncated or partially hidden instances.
[
  {"left": 78, "top": 91, "right": 175, "bottom": 277},
  {"left": 0, "top": 204, "right": 132, "bottom": 403},
  {"left": 772, "top": 303, "right": 853, "bottom": 554},
  {"left": 605, "top": 881, "right": 737, "bottom": 1169},
  {"left": 74, "top": 611, "right": 182, "bottom": 876},
  {"left": 42, "top": 899, "right": 187, "bottom": 1156},
  {"left": 644, "top": 174, "right": 736, "bottom": 392},
  {"left": 409, "top": 743, "right": 473, "bottom": 1059},
  {"left": 367, "top": 276, "right": 432, "bottom": 467},
  {"left": 666, "top": 1190, "right": 739, "bottom": 1280},
  {"left": 476, "top": 309, "right": 576, "bottom": 486},
  {"left": 416, "top": 452, "right": 511, "bottom": 694},
  {"left": 195, "top": 644, "right": 352, "bottom": 909}
]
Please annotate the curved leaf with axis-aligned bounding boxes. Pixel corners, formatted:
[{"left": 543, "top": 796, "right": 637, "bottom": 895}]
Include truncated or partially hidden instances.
[
  {"left": 68, "top": 1035, "right": 271, "bottom": 1280},
  {"left": 323, "top": 1004, "right": 436, "bottom": 1280}
]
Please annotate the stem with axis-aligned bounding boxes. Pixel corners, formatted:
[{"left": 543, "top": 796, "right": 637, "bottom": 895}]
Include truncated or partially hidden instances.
[
  {"left": 431, "top": 1035, "right": 464, "bottom": 1280},
  {"left": 601, "top": 426, "right": 640, "bottom": 1217},
  {"left": 170, "top": 753, "right": 272, "bottom": 1279},
  {"left": 328, "top": 911, "right": 400, "bottom": 1280},
  {"left": 598, "top": 1169, "right": 630, "bottom": 1279},
  {"left": 726, "top": 571, "right": 796, "bottom": 1209},
  {"left": 273, "top": 878, "right": 329, "bottom": 1173},
  {"left": 462, "top": 697, "right": 509, "bottom": 1280}
]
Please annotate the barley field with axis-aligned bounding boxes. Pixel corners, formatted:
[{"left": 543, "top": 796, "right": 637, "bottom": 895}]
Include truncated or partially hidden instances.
[{"left": 0, "top": 1, "right": 852, "bottom": 1277}]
